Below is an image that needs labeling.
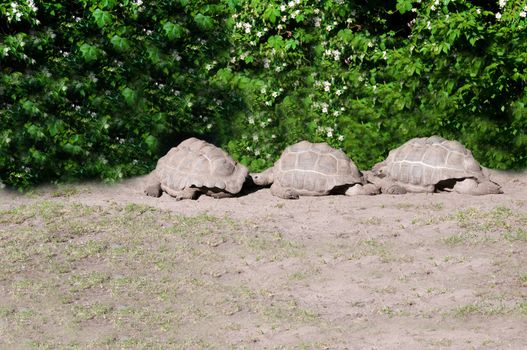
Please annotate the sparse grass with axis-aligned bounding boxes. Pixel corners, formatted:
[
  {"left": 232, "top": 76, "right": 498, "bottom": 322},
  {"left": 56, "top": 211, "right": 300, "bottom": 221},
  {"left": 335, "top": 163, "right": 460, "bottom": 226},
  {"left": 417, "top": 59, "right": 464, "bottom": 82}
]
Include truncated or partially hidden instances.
[
  {"left": 1, "top": 191, "right": 526, "bottom": 348},
  {"left": 452, "top": 295, "right": 524, "bottom": 317},
  {"left": 519, "top": 274, "right": 527, "bottom": 287},
  {"left": 396, "top": 202, "right": 444, "bottom": 211},
  {"left": 349, "top": 238, "right": 394, "bottom": 263},
  {"left": 441, "top": 206, "right": 527, "bottom": 245},
  {"left": 0, "top": 199, "right": 322, "bottom": 347},
  {"left": 359, "top": 216, "right": 382, "bottom": 225}
]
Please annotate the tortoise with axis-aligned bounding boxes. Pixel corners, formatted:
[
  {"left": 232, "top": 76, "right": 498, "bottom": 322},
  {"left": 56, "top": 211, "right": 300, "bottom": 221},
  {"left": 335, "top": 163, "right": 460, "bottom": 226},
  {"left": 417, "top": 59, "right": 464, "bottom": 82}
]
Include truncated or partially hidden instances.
[
  {"left": 144, "top": 137, "right": 249, "bottom": 200},
  {"left": 250, "top": 140, "right": 379, "bottom": 199},
  {"left": 367, "top": 136, "right": 502, "bottom": 195}
]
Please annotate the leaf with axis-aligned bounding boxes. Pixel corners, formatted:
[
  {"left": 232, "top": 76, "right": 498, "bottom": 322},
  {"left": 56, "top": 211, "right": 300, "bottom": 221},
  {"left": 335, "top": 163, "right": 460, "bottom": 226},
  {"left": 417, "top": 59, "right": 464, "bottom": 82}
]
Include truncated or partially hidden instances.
[
  {"left": 285, "top": 39, "right": 299, "bottom": 50},
  {"left": 396, "top": 0, "right": 413, "bottom": 14},
  {"left": 92, "top": 9, "right": 112, "bottom": 28},
  {"left": 146, "top": 46, "right": 161, "bottom": 64},
  {"left": 267, "top": 35, "right": 284, "bottom": 49},
  {"left": 194, "top": 13, "right": 214, "bottom": 30},
  {"left": 99, "top": 0, "right": 117, "bottom": 9},
  {"left": 144, "top": 135, "right": 157, "bottom": 151},
  {"left": 163, "top": 22, "right": 185, "bottom": 40},
  {"left": 25, "top": 124, "right": 45, "bottom": 139},
  {"left": 110, "top": 35, "right": 130, "bottom": 52},
  {"left": 79, "top": 43, "right": 99, "bottom": 61},
  {"left": 337, "top": 29, "right": 353, "bottom": 42},
  {"left": 263, "top": 5, "right": 280, "bottom": 24},
  {"left": 121, "top": 87, "right": 136, "bottom": 105}
]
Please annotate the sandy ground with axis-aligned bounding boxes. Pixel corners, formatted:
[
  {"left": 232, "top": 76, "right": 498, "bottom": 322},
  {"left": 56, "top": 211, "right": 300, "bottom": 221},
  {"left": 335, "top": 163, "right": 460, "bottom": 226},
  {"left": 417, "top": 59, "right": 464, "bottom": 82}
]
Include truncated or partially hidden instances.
[{"left": 1, "top": 169, "right": 527, "bottom": 349}]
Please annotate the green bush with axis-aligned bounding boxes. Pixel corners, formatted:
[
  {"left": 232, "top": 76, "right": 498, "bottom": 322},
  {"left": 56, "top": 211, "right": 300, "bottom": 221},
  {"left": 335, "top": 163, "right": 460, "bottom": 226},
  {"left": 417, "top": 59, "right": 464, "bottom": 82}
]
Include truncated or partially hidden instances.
[
  {"left": 219, "top": 0, "right": 527, "bottom": 171},
  {"left": 1, "top": 0, "right": 233, "bottom": 188},
  {"left": 1, "top": 0, "right": 526, "bottom": 189}
]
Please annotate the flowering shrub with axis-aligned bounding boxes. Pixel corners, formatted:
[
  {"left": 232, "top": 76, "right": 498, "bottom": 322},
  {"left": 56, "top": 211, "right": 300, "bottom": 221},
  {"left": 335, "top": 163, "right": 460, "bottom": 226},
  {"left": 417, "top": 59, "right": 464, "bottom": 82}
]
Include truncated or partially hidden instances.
[
  {"left": 219, "top": 0, "right": 527, "bottom": 171},
  {"left": 1, "top": 0, "right": 526, "bottom": 188},
  {"left": 1, "top": 0, "right": 233, "bottom": 188}
]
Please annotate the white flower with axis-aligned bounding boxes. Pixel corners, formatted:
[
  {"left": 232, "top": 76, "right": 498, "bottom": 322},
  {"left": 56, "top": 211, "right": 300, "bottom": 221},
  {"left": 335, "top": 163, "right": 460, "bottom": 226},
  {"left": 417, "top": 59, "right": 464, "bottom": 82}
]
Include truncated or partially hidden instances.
[
  {"left": 476, "top": 8, "right": 481, "bottom": 14},
  {"left": 248, "top": 116, "right": 255, "bottom": 124},
  {"left": 496, "top": 12, "right": 502, "bottom": 20},
  {"left": 252, "top": 134, "right": 259, "bottom": 141},
  {"left": 326, "top": 25, "right": 332, "bottom": 32},
  {"left": 520, "top": 11, "right": 526, "bottom": 18},
  {"left": 272, "top": 91, "right": 279, "bottom": 98},
  {"left": 288, "top": 1, "right": 295, "bottom": 7},
  {"left": 280, "top": 5, "right": 286, "bottom": 11},
  {"left": 499, "top": 0, "right": 506, "bottom": 8},
  {"left": 336, "top": 89, "right": 342, "bottom": 96},
  {"left": 322, "top": 106, "right": 328, "bottom": 113},
  {"left": 243, "top": 22, "right": 252, "bottom": 33},
  {"left": 256, "top": 31, "right": 263, "bottom": 37},
  {"left": 338, "top": 135, "right": 344, "bottom": 141},
  {"left": 314, "top": 8, "right": 320, "bottom": 14}
]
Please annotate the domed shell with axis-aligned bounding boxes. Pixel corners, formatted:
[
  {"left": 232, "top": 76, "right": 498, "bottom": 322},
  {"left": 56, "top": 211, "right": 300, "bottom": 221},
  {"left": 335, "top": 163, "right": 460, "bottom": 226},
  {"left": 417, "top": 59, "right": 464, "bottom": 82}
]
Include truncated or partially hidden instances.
[
  {"left": 381, "top": 136, "right": 483, "bottom": 186},
  {"left": 274, "top": 141, "right": 363, "bottom": 194},
  {"left": 154, "top": 138, "right": 248, "bottom": 194}
]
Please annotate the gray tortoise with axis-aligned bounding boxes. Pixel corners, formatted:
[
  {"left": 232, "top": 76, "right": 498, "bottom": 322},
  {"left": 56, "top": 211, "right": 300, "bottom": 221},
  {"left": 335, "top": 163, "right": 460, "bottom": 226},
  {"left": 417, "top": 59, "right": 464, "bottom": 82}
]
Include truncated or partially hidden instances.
[
  {"left": 367, "top": 136, "right": 502, "bottom": 195},
  {"left": 144, "top": 138, "right": 248, "bottom": 200},
  {"left": 251, "top": 140, "right": 379, "bottom": 199}
]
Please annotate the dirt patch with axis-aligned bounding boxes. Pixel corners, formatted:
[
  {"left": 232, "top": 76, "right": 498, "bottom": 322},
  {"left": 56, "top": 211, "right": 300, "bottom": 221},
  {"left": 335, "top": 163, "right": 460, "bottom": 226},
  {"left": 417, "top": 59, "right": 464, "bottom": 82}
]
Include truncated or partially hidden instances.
[{"left": 0, "top": 169, "right": 526, "bottom": 348}]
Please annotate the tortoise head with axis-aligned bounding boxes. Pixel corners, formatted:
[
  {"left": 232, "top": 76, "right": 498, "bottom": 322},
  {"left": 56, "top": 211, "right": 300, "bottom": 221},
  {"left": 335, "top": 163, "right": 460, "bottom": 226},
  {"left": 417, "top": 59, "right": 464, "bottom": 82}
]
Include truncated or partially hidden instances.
[
  {"left": 371, "top": 161, "right": 388, "bottom": 178},
  {"left": 250, "top": 167, "right": 274, "bottom": 186}
]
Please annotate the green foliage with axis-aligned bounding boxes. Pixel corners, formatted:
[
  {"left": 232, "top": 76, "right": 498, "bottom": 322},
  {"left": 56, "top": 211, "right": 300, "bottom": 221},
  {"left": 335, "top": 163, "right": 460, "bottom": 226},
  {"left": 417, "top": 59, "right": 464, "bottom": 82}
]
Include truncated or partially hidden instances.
[
  {"left": 1, "top": 0, "right": 232, "bottom": 188},
  {"left": 218, "top": 0, "right": 527, "bottom": 171},
  {"left": 1, "top": 0, "right": 527, "bottom": 189}
]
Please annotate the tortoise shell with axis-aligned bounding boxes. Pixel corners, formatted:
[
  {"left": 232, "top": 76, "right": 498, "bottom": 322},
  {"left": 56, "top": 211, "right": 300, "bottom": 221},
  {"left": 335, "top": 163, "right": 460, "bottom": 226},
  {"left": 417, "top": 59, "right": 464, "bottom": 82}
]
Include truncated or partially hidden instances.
[
  {"left": 154, "top": 138, "right": 248, "bottom": 194},
  {"left": 273, "top": 141, "right": 363, "bottom": 194},
  {"left": 375, "top": 136, "right": 484, "bottom": 186}
]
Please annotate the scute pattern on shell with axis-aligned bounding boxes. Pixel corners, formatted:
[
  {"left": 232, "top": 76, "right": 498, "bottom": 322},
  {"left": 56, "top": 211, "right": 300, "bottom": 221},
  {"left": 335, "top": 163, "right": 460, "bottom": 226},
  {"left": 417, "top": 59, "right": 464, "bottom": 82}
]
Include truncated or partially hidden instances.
[
  {"left": 155, "top": 138, "right": 248, "bottom": 194},
  {"left": 274, "top": 141, "right": 362, "bottom": 194},
  {"left": 381, "top": 136, "right": 483, "bottom": 186}
]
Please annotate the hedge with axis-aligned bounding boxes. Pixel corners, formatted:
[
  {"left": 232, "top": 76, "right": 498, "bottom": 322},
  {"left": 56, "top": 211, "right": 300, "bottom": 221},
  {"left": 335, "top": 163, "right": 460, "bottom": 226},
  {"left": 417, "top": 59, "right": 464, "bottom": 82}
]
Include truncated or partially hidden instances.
[{"left": 1, "top": 0, "right": 526, "bottom": 189}]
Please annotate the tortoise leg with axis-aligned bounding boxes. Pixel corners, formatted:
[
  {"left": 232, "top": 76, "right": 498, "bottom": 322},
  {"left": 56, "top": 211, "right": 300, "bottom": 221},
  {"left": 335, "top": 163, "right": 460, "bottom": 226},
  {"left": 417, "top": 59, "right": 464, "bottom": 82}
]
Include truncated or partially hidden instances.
[
  {"left": 453, "top": 179, "right": 502, "bottom": 195},
  {"left": 270, "top": 182, "right": 299, "bottom": 199},
  {"left": 161, "top": 185, "right": 201, "bottom": 200},
  {"left": 377, "top": 178, "right": 407, "bottom": 194},
  {"left": 144, "top": 172, "right": 162, "bottom": 197},
  {"left": 345, "top": 183, "right": 380, "bottom": 196}
]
